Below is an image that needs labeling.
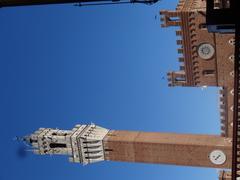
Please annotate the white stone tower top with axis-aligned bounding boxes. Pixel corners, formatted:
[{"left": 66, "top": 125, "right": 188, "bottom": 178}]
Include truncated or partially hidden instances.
[{"left": 23, "top": 124, "right": 109, "bottom": 165}]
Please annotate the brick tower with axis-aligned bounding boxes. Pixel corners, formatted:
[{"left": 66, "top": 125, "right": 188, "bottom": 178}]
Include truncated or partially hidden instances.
[{"left": 23, "top": 124, "right": 232, "bottom": 168}]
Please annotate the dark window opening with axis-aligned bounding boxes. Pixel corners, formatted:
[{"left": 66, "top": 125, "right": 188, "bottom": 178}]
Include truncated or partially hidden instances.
[
  {"left": 30, "top": 139, "right": 38, "bottom": 143},
  {"left": 84, "top": 146, "right": 101, "bottom": 149},
  {"left": 85, "top": 155, "right": 101, "bottom": 159},
  {"left": 83, "top": 140, "right": 100, "bottom": 144},
  {"left": 52, "top": 132, "right": 68, "bottom": 136},
  {"left": 105, "top": 149, "right": 113, "bottom": 152},
  {"left": 203, "top": 70, "right": 215, "bottom": 76},
  {"left": 199, "top": 23, "right": 207, "bottom": 29},
  {"left": 49, "top": 143, "right": 66, "bottom": 148},
  {"left": 85, "top": 150, "right": 101, "bottom": 154},
  {"left": 217, "top": 25, "right": 235, "bottom": 30}
]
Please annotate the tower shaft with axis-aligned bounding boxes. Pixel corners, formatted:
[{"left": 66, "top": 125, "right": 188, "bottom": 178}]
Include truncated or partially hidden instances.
[
  {"left": 25, "top": 124, "right": 232, "bottom": 168},
  {"left": 103, "top": 130, "right": 232, "bottom": 168}
]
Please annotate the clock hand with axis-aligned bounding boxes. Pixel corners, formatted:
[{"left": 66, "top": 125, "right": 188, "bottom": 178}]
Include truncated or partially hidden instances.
[{"left": 215, "top": 155, "right": 221, "bottom": 160}]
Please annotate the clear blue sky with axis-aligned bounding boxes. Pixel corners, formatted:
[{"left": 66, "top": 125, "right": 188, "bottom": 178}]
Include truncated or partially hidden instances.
[{"left": 0, "top": 1, "right": 221, "bottom": 180}]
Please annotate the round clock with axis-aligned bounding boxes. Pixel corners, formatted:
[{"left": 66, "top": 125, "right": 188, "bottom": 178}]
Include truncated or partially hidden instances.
[
  {"left": 198, "top": 43, "right": 215, "bottom": 60},
  {"left": 209, "top": 150, "right": 226, "bottom": 165}
]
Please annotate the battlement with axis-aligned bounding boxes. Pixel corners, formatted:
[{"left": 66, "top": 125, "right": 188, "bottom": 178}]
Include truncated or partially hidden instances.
[
  {"left": 161, "top": 7, "right": 223, "bottom": 87},
  {"left": 161, "top": 9, "right": 201, "bottom": 87},
  {"left": 219, "top": 87, "right": 228, "bottom": 137}
]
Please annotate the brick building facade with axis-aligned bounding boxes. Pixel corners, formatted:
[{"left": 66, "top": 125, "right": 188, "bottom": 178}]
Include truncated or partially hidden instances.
[{"left": 160, "top": 0, "right": 234, "bottom": 138}]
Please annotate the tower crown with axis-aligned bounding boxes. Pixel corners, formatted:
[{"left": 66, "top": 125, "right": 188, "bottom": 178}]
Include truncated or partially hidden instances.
[
  {"left": 167, "top": 71, "right": 186, "bottom": 86},
  {"left": 24, "top": 124, "right": 109, "bottom": 165}
]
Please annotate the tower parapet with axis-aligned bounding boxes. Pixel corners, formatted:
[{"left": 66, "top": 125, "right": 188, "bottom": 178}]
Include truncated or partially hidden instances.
[{"left": 24, "top": 124, "right": 109, "bottom": 165}]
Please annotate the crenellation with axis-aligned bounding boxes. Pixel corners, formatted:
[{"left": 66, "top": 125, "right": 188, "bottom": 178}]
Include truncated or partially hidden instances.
[
  {"left": 178, "top": 57, "right": 184, "bottom": 62},
  {"left": 219, "top": 88, "right": 229, "bottom": 136},
  {"left": 176, "top": 30, "right": 182, "bottom": 36},
  {"left": 176, "top": 39, "right": 183, "bottom": 45},
  {"left": 179, "top": 65, "right": 185, "bottom": 71},
  {"left": 177, "top": 48, "right": 184, "bottom": 54}
]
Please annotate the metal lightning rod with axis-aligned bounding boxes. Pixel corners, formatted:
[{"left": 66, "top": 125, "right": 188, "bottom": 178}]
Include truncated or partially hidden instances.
[{"left": 0, "top": 0, "right": 159, "bottom": 8}]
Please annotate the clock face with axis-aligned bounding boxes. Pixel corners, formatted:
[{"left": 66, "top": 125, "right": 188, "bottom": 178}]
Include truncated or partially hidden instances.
[
  {"left": 209, "top": 150, "right": 226, "bottom": 165},
  {"left": 198, "top": 43, "right": 215, "bottom": 60}
]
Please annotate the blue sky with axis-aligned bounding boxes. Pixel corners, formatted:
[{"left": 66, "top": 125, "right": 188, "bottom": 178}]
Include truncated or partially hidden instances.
[{"left": 0, "top": 1, "right": 221, "bottom": 180}]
